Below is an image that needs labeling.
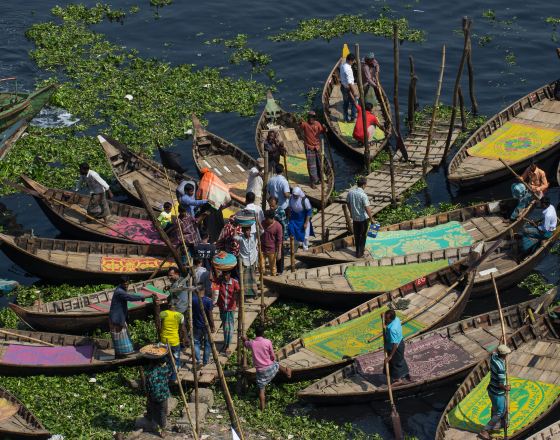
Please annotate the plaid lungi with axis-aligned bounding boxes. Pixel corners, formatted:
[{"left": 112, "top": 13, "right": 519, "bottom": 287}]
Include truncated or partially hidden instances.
[
  {"left": 243, "top": 263, "right": 258, "bottom": 297},
  {"left": 110, "top": 323, "right": 134, "bottom": 355},
  {"left": 256, "top": 361, "right": 280, "bottom": 389},
  {"left": 220, "top": 310, "right": 235, "bottom": 347},
  {"left": 305, "top": 148, "right": 321, "bottom": 184},
  {"left": 88, "top": 192, "right": 110, "bottom": 219}
]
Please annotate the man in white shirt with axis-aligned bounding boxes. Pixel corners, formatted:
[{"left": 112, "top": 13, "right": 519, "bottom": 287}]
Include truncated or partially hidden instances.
[
  {"left": 339, "top": 53, "right": 357, "bottom": 123},
  {"left": 75, "top": 162, "right": 113, "bottom": 219},
  {"left": 538, "top": 197, "right": 557, "bottom": 237},
  {"left": 266, "top": 164, "right": 291, "bottom": 210},
  {"left": 246, "top": 158, "right": 265, "bottom": 206},
  {"left": 521, "top": 197, "right": 557, "bottom": 254},
  {"left": 244, "top": 191, "right": 264, "bottom": 237}
]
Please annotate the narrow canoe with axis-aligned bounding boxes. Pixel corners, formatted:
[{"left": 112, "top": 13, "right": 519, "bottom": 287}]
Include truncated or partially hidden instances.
[
  {"left": 0, "top": 120, "right": 28, "bottom": 161},
  {"left": 0, "top": 83, "right": 57, "bottom": 133},
  {"left": 435, "top": 318, "right": 560, "bottom": 439},
  {"left": 0, "top": 387, "right": 50, "bottom": 438},
  {"left": 298, "top": 291, "right": 556, "bottom": 403},
  {"left": 322, "top": 54, "right": 390, "bottom": 160},
  {"left": 525, "top": 420, "right": 560, "bottom": 440},
  {"left": 448, "top": 81, "right": 560, "bottom": 189},
  {"left": 255, "top": 91, "right": 335, "bottom": 207},
  {"left": 9, "top": 276, "right": 171, "bottom": 334},
  {"left": 267, "top": 231, "right": 560, "bottom": 306},
  {"left": 97, "top": 134, "right": 188, "bottom": 211},
  {"left": 191, "top": 114, "right": 255, "bottom": 205},
  {"left": 0, "top": 329, "right": 145, "bottom": 375},
  {"left": 248, "top": 258, "right": 475, "bottom": 381},
  {"left": 19, "top": 175, "right": 167, "bottom": 247},
  {"left": 0, "top": 233, "right": 173, "bottom": 283},
  {"left": 297, "top": 198, "right": 533, "bottom": 266}
]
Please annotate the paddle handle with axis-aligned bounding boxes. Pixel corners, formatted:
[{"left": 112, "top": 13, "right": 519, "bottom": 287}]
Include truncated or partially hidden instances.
[
  {"left": 0, "top": 329, "right": 55, "bottom": 347},
  {"left": 381, "top": 314, "right": 396, "bottom": 406}
]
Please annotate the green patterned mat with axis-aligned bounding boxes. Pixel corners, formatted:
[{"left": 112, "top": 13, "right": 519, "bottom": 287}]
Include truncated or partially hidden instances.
[
  {"left": 337, "top": 121, "right": 385, "bottom": 144},
  {"left": 302, "top": 306, "right": 425, "bottom": 361},
  {"left": 448, "top": 373, "right": 560, "bottom": 437},
  {"left": 344, "top": 260, "right": 450, "bottom": 292},
  {"left": 285, "top": 153, "right": 309, "bottom": 185},
  {"left": 366, "top": 221, "right": 475, "bottom": 259}
]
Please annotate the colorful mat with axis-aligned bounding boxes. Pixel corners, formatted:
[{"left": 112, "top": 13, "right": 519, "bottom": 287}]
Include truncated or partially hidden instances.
[
  {"left": 87, "top": 285, "right": 168, "bottom": 312},
  {"left": 106, "top": 217, "right": 164, "bottom": 245},
  {"left": 337, "top": 121, "right": 385, "bottom": 144},
  {"left": 366, "top": 221, "right": 475, "bottom": 259},
  {"left": 467, "top": 121, "right": 560, "bottom": 161},
  {"left": 302, "top": 306, "right": 425, "bottom": 361},
  {"left": 100, "top": 256, "right": 174, "bottom": 273},
  {"left": 285, "top": 153, "right": 310, "bottom": 185},
  {"left": 356, "top": 333, "right": 475, "bottom": 386},
  {"left": 2, "top": 344, "right": 94, "bottom": 366},
  {"left": 344, "top": 259, "right": 450, "bottom": 292},
  {"left": 447, "top": 373, "right": 560, "bottom": 437}
]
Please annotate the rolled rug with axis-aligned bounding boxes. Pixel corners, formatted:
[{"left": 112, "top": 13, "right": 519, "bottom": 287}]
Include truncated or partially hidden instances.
[{"left": 212, "top": 251, "right": 237, "bottom": 272}]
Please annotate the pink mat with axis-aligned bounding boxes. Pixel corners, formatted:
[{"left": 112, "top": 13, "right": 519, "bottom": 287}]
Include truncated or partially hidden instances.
[
  {"left": 106, "top": 217, "right": 164, "bottom": 245},
  {"left": 1, "top": 344, "right": 94, "bottom": 366}
]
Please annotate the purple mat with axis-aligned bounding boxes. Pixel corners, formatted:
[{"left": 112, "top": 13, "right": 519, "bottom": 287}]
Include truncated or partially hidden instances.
[
  {"left": 2, "top": 344, "right": 94, "bottom": 366},
  {"left": 355, "top": 333, "right": 475, "bottom": 386}
]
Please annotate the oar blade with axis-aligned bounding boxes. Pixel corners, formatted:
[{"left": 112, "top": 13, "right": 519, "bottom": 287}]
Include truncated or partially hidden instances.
[{"left": 391, "top": 406, "right": 403, "bottom": 440}]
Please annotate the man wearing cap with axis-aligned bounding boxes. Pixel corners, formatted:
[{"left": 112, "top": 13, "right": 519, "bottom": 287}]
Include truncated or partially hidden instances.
[
  {"left": 339, "top": 53, "right": 357, "bottom": 122},
  {"left": 479, "top": 344, "right": 511, "bottom": 440},
  {"left": 246, "top": 158, "right": 265, "bottom": 206},
  {"left": 300, "top": 111, "right": 327, "bottom": 188},
  {"left": 346, "top": 176, "right": 376, "bottom": 258},
  {"left": 362, "top": 52, "right": 380, "bottom": 107}
]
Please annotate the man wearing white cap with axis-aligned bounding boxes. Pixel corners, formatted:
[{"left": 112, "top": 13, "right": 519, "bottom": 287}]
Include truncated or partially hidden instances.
[
  {"left": 246, "top": 157, "right": 265, "bottom": 205},
  {"left": 479, "top": 344, "right": 511, "bottom": 440}
]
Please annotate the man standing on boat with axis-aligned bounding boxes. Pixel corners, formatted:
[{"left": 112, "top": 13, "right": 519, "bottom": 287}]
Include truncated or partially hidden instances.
[
  {"left": 346, "top": 176, "right": 375, "bottom": 258},
  {"left": 263, "top": 131, "right": 286, "bottom": 173},
  {"left": 520, "top": 161, "right": 549, "bottom": 199},
  {"left": 300, "top": 111, "right": 327, "bottom": 189},
  {"left": 479, "top": 344, "right": 511, "bottom": 440},
  {"left": 383, "top": 310, "right": 411, "bottom": 386},
  {"left": 246, "top": 158, "right": 265, "bottom": 206},
  {"left": 361, "top": 52, "right": 380, "bottom": 107},
  {"left": 339, "top": 53, "right": 357, "bottom": 123},
  {"left": 75, "top": 162, "right": 113, "bottom": 220}
]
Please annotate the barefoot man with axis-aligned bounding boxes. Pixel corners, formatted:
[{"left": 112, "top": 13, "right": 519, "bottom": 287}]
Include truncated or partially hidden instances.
[{"left": 383, "top": 310, "right": 411, "bottom": 386}]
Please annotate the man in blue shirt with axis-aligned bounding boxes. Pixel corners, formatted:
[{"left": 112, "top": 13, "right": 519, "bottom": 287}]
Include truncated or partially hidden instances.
[
  {"left": 479, "top": 344, "right": 511, "bottom": 440},
  {"left": 192, "top": 285, "right": 215, "bottom": 367},
  {"left": 383, "top": 310, "right": 410, "bottom": 386},
  {"left": 266, "top": 164, "right": 291, "bottom": 210},
  {"left": 179, "top": 183, "right": 207, "bottom": 218}
]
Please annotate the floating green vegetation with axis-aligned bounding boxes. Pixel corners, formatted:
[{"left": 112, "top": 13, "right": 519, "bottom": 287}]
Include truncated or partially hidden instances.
[
  {"left": 545, "top": 17, "right": 560, "bottom": 42},
  {"left": 477, "top": 35, "right": 493, "bottom": 47},
  {"left": 482, "top": 9, "right": 496, "bottom": 20},
  {"left": 0, "top": 3, "right": 268, "bottom": 195},
  {"left": 518, "top": 273, "right": 554, "bottom": 297},
  {"left": 269, "top": 14, "right": 425, "bottom": 43},
  {"left": 211, "top": 33, "right": 272, "bottom": 74},
  {"left": 376, "top": 199, "right": 460, "bottom": 226},
  {"left": 150, "top": 0, "right": 172, "bottom": 6},
  {"left": 51, "top": 3, "right": 129, "bottom": 24},
  {"left": 505, "top": 51, "right": 516, "bottom": 66}
]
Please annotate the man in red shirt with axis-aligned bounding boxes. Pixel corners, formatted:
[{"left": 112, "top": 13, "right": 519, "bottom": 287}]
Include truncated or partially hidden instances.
[
  {"left": 300, "top": 111, "right": 327, "bottom": 188},
  {"left": 216, "top": 270, "right": 239, "bottom": 355},
  {"left": 260, "top": 210, "right": 283, "bottom": 276},
  {"left": 351, "top": 97, "right": 381, "bottom": 145}
]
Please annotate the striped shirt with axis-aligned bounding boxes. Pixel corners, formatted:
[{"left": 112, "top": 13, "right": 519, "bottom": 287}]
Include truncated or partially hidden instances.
[{"left": 487, "top": 353, "right": 507, "bottom": 395}]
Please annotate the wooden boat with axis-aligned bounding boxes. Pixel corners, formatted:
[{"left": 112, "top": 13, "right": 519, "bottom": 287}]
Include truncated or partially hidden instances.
[
  {"left": 0, "top": 83, "right": 56, "bottom": 133},
  {"left": 255, "top": 91, "right": 335, "bottom": 207},
  {"left": 0, "top": 387, "right": 50, "bottom": 438},
  {"left": 448, "top": 81, "right": 560, "bottom": 188},
  {"left": 0, "top": 120, "right": 28, "bottom": 160},
  {"left": 297, "top": 198, "right": 532, "bottom": 267},
  {"left": 9, "top": 276, "right": 171, "bottom": 334},
  {"left": 0, "top": 234, "right": 173, "bottom": 283},
  {"left": 322, "top": 52, "right": 390, "bottom": 160},
  {"left": 298, "top": 291, "right": 556, "bottom": 403},
  {"left": 268, "top": 230, "right": 560, "bottom": 305},
  {"left": 435, "top": 318, "right": 560, "bottom": 439},
  {"left": 192, "top": 114, "right": 255, "bottom": 204},
  {"left": 97, "top": 134, "right": 189, "bottom": 211},
  {"left": 0, "top": 329, "right": 145, "bottom": 375},
  {"left": 19, "top": 175, "right": 166, "bottom": 247},
  {"left": 525, "top": 420, "right": 560, "bottom": 440},
  {"left": 249, "top": 257, "right": 476, "bottom": 381}
]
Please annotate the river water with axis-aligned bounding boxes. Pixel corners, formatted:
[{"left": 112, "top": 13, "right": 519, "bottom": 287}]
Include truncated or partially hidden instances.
[{"left": 1, "top": 0, "right": 559, "bottom": 438}]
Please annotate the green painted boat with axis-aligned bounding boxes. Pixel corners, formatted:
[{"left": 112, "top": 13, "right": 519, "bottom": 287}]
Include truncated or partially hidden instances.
[{"left": 0, "top": 83, "right": 57, "bottom": 133}]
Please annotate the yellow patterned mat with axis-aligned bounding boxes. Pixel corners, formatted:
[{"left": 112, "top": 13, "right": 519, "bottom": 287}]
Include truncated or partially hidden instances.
[
  {"left": 344, "top": 260, "right": 450, "bottom": 292},
  {"left": 286, "top": 153, "right": 310, "bottom": 185},
  {"left": 337, "top": 121, "right": 385, "bottom": 145},
  {"left": 467, "top": 121, "right": 560, "bottom": 161},
  {"left": 302, "top": 306, "right": 425, "bottom": 361},
  {"left": 448, "top": 373, "right": 560, "bottom": 437},
  {"left": 101, "top": 256, "right": 174, "bottom": 273}
]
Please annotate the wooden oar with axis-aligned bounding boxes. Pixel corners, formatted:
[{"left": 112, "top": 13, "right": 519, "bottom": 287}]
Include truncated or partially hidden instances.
[
  {"left": 490, "top": 272, "right": 510, "bottom": 440},
  {"left": 499, "top": 158, "right": 541, "bottom": 200},
  {"left": 0, "top": 329, "right": 55, "bottom": 347},
  {"left": 382, "top": 312, "right": 403, "bottom": 440}
]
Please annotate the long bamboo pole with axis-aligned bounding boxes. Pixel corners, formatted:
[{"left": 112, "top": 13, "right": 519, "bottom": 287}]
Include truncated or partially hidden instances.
[
  {"left": 490, "top": 273, "right": 509, "bottom": 440},
  {"left": 355, "top": 44, "right": 370, "bottom": 171},
  {"left": 382, "top": 313, "right": 403, "bottom": 440},
  {"left": 466, "top": 23, "right": 478, "bottom": 115},
  {"left": 0, "top": 329, "right": 55, "bottom": 346},
  {"left": 393, "top": 22, "right": 406, "bottom": 157},
  {"left": 458, "top": 86, "right": 467, "bottom": 130},
  {"left": 253, "top": 212, "right": 265, "bottom": 322},
  {"left": 442, "top": 17, "right": 471, "bottom": 163},
  {"left": 422, "top": 45, "right": 446, "bottom": 177},
  {"left": 407, "top": 55, "right": 418, "bottom": 132},
  {"left": 320, "top": 137, "right": 326, "bottom": 242},
  {"left": 289, "top": 236, "right": 295, "bottom": 272},
  {"left": 236, "top": 255, "right": 246, "bottom": 395},
  {"left": 498, "top": 158, "right": 541, "bottom": 200},
  {"left": 262, "top": 151, "right": 269, "bottom": 211}
]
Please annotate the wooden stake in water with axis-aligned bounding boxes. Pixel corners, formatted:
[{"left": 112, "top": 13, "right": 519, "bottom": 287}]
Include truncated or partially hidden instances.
[
  {"left": 262, "top": 151, "right": 269, "bottom": 211},
  {"left": 320, "top": 137, "right": 326, "bottom": 242},
  {"left": 407, "top": 55, "right": 418, "bottom": 133},
  {"left": 355, "top": 43, "right": 370, "bottom": 171},
  {"left": 236, "top": 255, "right": 247, "bottom": 395}
]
